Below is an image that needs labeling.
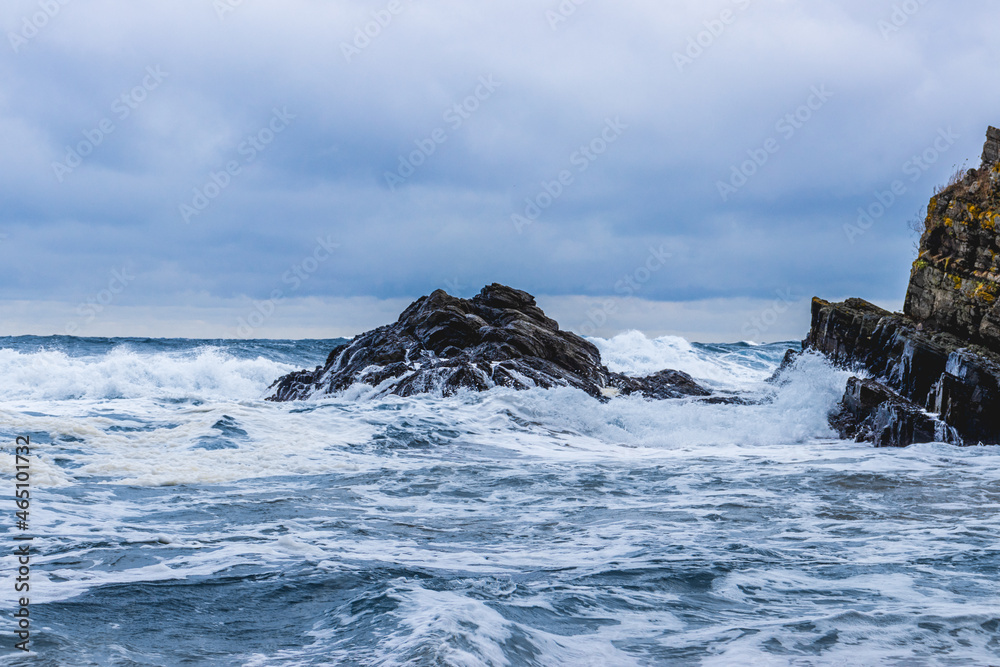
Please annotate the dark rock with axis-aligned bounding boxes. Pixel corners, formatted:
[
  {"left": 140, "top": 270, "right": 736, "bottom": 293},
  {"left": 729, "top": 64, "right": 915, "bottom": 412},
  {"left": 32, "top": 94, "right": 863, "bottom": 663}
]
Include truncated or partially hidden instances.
[
  {"left": 267, "top": 283, "right": 712, "bottom": 402},
  {"left": 807, "top": 297, "right": 957, "bottom": 403},
  {"left": 805, "top": 297, "right": 988, "bottom": 446},
  {"left": 932, "top": 349, "right": 1000, "bottom": 443},
  {"left": 766, "top": 348, "right": 801, "bottom": 384},
  {"left": 831, "top": 377, "right": 950, "bottom": 448},
  {"left": 698, "top": 395, "right": 756, "bottom": 406},
  {"left": 983, "top": 126, "right": 1000, "bottom": 169},
  {"left": 608, "top": 368, "right": 712, "bottom": 400}
]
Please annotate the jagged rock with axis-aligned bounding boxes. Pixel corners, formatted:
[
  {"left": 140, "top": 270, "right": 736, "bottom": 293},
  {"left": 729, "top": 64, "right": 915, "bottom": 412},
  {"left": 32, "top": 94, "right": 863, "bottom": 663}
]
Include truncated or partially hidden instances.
[
  {"left": 931, "top": 349, "right": 1000, "bottom": 443},
  {"left": 831, "top": 377, "right": 947, "bottom": 448},
  {"left": 807, "top": 297, "right": 960, "bottom": 405},
  {"left": 983, "top": 125, "right": 1000, "bottom": 168},
  {"left": 608, "top": 369, "right": 711, "bottom": 400},
  {"left": 806, "top": 297, "right": 977, "bottom": 445},
  {"left": 766, "top": 349, "right": 801, "bottom": 384},
  {"left": 267, "top": 283, "right": 712, "bottom": 401}
]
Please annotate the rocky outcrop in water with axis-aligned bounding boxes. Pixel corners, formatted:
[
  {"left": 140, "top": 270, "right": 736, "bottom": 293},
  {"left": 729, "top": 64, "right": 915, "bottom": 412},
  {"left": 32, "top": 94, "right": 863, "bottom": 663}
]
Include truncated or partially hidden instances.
[
  {"left": 267, "top": 284, "right": 712, "bottom": 401},
  {"left": 806, "top": 127, "right": 1000, "bottom": 447}
]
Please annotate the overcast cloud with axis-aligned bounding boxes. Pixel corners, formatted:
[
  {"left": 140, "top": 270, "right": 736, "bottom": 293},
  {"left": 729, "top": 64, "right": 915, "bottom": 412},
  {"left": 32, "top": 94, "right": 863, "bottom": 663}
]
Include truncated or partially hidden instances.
[{"left": 1, "top": 0, "right": 997, "bottom": 341}]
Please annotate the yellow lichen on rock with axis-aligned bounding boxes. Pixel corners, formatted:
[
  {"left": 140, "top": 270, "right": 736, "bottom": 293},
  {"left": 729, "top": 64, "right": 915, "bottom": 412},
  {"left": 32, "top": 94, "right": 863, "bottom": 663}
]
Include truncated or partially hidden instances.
[{"left": 974, "top": 281, "right": 999, "bottom": 304}]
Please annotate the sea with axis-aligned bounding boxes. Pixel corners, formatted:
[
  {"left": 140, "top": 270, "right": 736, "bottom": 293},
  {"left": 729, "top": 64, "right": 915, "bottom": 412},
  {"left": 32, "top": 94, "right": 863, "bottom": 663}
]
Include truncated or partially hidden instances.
[{"left": 1, "top": 333, "right": 999, "bottom": 666}]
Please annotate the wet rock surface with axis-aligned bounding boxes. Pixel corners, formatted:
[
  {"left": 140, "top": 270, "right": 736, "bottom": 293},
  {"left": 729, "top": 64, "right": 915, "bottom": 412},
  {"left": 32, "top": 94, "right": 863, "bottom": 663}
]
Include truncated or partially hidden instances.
[
  {"left": 268, "top": 284, "right": 712, "bottom": 401},
  {"left": 806, "top": 296, "right": 987, "bottom": 447},
  {"left": 831, "top": 377, "right": 941, "bottom": 448}
]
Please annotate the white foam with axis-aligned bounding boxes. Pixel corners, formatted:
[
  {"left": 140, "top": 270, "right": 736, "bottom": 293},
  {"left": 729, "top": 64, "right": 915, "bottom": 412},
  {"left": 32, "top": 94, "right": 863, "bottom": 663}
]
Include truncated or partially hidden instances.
[
  {"left": 0, "top": 346, "right": 292, "bottom": 402},
  {"left": 8, "top": 337, "right": 1000, "bottom": 665},
  {"left": 371, "top": 584, "right": 642, "bottom": 667},
  {"left": 485, "top": 351, "right": 851, "bottom": 452},
  {"left": 590, "top": 330, "right": 785, "bottom": 390},
  {"left": 1, "top": 345, "right": 852, "bottom": 490}
]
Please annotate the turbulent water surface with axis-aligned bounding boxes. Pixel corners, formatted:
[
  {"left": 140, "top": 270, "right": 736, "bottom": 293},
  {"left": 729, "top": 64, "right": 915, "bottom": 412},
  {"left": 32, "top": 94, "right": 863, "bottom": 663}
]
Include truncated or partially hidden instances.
[{"left": 1, "top": 334, "right": 999, "bottom": 666}]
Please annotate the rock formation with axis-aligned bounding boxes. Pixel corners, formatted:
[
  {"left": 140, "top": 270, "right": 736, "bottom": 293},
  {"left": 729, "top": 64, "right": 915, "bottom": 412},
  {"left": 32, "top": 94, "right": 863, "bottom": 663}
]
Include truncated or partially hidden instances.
[
  {"left": 806, "top": 126, "right": 1000, "bottom": 446},
  {"left": 267, "top": 283, "right": 712, "bottom": 401}
]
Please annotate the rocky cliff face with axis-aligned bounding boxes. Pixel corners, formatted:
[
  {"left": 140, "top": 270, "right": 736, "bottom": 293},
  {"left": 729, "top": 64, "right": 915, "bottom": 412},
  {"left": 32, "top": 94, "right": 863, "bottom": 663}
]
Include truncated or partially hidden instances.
[
  {"left": 267, "top": 283, "right": 713, "bottom": 401},
  {"left": 806, "top": 296, "right": 998, "bottom": 446},
  {"left": 807, "top": 127, "right": 1000, "bottom": 447},
  {"left": 904, "top": 127, "right": 1000, "bottom": 349}
]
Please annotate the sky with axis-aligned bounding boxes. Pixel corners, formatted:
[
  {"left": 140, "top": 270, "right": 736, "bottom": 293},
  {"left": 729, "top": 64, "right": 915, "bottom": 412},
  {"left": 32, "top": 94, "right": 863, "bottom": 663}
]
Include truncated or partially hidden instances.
[{"left": 1, "top": 0, "right": 998, "bottom": 342}]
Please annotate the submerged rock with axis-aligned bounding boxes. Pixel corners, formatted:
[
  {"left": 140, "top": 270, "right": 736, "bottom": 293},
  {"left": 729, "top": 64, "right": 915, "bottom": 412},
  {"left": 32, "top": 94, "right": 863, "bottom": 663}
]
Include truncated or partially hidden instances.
[
  {"left": 267, "top": 283, "right": 711, "bottom": 401},
  {"left": 806, "top": 126, "right": 1000, "bottom": 447}
]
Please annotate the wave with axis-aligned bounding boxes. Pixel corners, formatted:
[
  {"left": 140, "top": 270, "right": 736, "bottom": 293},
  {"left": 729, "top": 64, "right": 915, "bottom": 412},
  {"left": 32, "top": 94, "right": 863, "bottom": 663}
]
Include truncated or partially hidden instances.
[
  {"left": 0, "top": 332, "right": 793, "bottom": 404},
  {"left": 0, "top": 345, "right": 294, "bottom": 402},
  {"left": 489, "top": 350, "right": 851, "bottom": 451},
  {"left": 8, "top": 337, "right": 999, "bottom": 666},
  {"left": 0, "top": 334, "right": 854, "bottom": 488},
  {"left": 589, "top": 331, "right": 791, "bottom": 390}
]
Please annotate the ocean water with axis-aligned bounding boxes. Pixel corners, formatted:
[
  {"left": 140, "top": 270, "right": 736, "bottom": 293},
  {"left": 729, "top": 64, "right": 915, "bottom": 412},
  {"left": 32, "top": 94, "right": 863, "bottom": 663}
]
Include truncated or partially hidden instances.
[{"left": 1, "top": 334, "right": 999, "bottom": 666}]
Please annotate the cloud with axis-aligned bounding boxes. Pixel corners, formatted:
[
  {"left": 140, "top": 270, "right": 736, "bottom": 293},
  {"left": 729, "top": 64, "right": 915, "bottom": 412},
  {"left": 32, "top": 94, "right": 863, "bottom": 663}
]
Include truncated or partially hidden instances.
[{"left": 1, "top": 0, "right": 997, "bottom": 339}]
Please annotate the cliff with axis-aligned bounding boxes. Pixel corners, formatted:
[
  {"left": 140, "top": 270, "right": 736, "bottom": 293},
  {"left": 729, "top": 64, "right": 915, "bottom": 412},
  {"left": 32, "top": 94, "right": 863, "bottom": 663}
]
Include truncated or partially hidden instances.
[
  {"left": 905, "top": 126, "right": 1000, "bottom": 348},
  {"left": 806, "top": 126, "right": 1000, "bottom": 446}
]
